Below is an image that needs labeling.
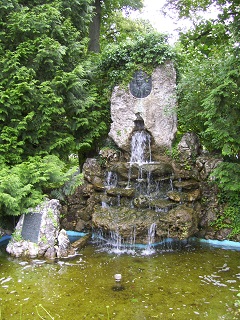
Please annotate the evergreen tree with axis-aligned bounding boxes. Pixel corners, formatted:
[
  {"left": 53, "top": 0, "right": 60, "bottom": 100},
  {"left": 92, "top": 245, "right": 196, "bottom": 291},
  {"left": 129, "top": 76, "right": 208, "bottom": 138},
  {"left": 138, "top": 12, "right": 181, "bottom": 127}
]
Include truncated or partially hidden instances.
[
  {"left": 165, "top": 0, "right": 240, "bottom": 236},
  {"left": 0, "top": 0, "right": 107, "bottom": 167},
  {"left": 88, "top": 0, "right": 143, "bottom": 52}
]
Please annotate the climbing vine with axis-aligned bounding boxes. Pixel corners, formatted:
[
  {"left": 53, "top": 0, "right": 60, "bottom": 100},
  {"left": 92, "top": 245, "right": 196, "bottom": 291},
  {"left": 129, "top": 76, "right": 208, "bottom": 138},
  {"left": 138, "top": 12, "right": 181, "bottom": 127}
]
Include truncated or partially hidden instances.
[{"left": 98, "top": 31, "right": 175, "bottom": 90}]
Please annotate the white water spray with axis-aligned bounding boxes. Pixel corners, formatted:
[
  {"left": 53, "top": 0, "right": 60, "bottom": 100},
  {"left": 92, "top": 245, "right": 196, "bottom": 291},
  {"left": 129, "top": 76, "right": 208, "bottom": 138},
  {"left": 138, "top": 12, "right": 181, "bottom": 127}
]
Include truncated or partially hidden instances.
[
  {"left": 142, "top": 223, "right": 157, "bottom": 255},
  {"left": 130, "top": 131, "right": 151, "bottom": 164},
  {"left": 105, "top": 171, "right": 118, "bottom": 189}
]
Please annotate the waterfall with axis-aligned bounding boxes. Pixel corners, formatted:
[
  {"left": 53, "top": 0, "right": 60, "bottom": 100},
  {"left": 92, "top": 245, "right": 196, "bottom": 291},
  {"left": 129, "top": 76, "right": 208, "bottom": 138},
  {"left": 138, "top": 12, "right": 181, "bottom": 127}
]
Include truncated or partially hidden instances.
[
  {"left": 142, "top": 223, "right": 157, "bottom": 255},
  {"left": 93, "top": 225, "right": 137, "bottom": 254},
  {"left": 102, "top": 171, "right": 118, "bottom": 207},
  {"left": 129, "top": 225, "right": 136, "bottom": 249},
  {"left": 109, "top": 230, "right": 122, "bottom": 253},
  {"left": 105, "top": 171, "right": 118, "bottom": 188},
  {"left": 148, "top": 222, "right": 157, "bottom": 247},
  {"left": 130, "top": 131, "right": 151, "bottom": 164},
  {"left": 127, "top": 129, "right": 152, "bottom": 193},
  {"left": 94, "top": 124, "right": 176, "bottom": 253}
]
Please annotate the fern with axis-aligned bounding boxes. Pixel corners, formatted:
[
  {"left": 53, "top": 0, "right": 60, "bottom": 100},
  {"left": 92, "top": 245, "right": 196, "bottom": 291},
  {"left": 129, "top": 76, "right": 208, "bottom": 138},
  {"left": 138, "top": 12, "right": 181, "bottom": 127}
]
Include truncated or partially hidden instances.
[
  {"left": 0, "top": 155, "right": 81, "bottom": 217},
  {"left": 210, "top": 162, "right": 240, "bottom": 237},
  {"left": 51, "top": 167, "right": 83, "bottom": 201},
  {"left": 211, "top": 162, "right": 240, "bottom": 193}
]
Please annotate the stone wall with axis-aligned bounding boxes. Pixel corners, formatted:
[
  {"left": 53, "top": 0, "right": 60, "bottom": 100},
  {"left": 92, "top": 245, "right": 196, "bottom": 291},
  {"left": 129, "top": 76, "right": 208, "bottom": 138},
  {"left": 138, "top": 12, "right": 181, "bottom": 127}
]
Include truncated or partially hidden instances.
[{"left": 61, "top": 134, "right": 234, "bottom": 242}]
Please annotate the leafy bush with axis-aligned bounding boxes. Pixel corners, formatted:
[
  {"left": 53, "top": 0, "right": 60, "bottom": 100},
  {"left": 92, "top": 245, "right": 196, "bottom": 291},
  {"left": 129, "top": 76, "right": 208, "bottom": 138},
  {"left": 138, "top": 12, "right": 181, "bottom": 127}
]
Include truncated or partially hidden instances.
[
  {"left": 210, "top": 162, "right": 240, "bottom": 237},
  {"left": 50, "top": 165, "right": 83, "bottom": 201},
  {"left": 211, "top": 162, "right": 240, "bottom": 193},
  {"left": 0, "top": 155, "right": 82, "bottom": 217},
  {"left": 98, "top": 31, "right": 175, "bottom": 88}
]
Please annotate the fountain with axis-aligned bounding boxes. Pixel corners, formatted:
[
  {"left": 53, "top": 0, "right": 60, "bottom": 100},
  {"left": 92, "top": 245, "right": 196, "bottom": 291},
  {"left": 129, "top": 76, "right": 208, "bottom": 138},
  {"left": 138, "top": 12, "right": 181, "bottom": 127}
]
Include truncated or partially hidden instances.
[
  {"left": 60, "top": 62, "right": 232, "bottom": 249},
  {"left": 1, "top": 58, "right": 239, "bottom": 320},
  {"left": 142, "top": 222, "right": 157, "bottom": 255},
  {"left": 130, "top": 130, "right": 151, "bottom": 164},
  {"left": 88, "top": 64, "right": 203, "bottom": 252},
  {"left": 92, "top": 120, "right": 194, "bottom": 253}
]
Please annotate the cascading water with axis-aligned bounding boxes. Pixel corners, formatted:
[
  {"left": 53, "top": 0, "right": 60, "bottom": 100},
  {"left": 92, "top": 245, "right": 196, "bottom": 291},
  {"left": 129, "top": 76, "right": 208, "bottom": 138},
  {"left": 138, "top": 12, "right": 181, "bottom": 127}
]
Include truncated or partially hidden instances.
[
  {"left": 105, "top": 171, "right": 118, "bottom": 189},
  {"left": 142, "top": 223, "right": 157, "bottom": 255},
  {"left": 102, "top": 171, "right": 118, "bottom": 207},
  {"left": 93, "top": 124, "right": 176, "bottom": 255},
  {"left": 127, "top": 130, "right": 152, "bottom": 192},
  {"left": 130, "top": 130, "right": 151, "bottom": 164},
  {"left": 109, "top": 230, "right": 122, "bottom": 253}
]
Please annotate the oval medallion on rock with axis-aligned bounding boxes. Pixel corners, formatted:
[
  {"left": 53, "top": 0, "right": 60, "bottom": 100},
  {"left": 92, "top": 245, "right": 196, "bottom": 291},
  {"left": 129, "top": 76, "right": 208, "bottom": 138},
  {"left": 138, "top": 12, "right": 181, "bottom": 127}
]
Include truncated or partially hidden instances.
[{"left": 130, "top": 70, "right": 152, "bottom": 98}]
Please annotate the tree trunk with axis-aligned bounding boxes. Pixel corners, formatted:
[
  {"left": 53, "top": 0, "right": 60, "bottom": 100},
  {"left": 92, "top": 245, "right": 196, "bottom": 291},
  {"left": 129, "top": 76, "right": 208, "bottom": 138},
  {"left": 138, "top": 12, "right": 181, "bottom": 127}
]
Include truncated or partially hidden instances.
[{"left": 88, "top": 0, "right": 101, "bottom": 53}]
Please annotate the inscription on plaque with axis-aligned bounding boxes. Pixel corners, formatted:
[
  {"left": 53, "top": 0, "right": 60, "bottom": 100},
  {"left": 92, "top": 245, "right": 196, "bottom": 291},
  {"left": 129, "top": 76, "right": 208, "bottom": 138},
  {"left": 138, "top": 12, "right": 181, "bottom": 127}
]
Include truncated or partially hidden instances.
[
  {"left": 21, "top": 212, "right": 42, "bottom": 243},
  {"left": 130, "top": 70, "right": 152, "bottom": 98}
]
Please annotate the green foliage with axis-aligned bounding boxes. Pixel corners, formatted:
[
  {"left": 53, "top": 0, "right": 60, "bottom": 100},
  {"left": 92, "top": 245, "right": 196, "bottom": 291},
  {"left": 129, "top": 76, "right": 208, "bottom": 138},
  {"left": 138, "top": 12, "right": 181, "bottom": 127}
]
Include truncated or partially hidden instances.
[
  {"left": 168, "top": 0, "right": 240, "bottom": 237},
  {"left": 210, "top": 162, "right": 240, "bottom": 236},
  {"left": 51, "top": 165, "right": 83, "bottom": 202},
  {"left": 0, "top": 155, "right": 82, "bottom": 216},
  {"left": 99, "top": 31, "right": 175, "bottom": 88},
  {"left": 165, "top": 0, "right": 240, "bottom": 31},
  {"left": 103, "top": 0, "right": 143, "bottom": 12},
  {"left": 0, "top": 0, "right": 109, "bottom": 166},
  {"left": 212, "top": 204, "right": 240, "bottom": 238},
  {"left": 100, "top": 10, "right": 154, "bottom": 48},
  {"left": 177, "top": 50, "right": 240, "bottom": 157},
  {"left": 170, "top": 1, "right": 240, "bottom": 158},
  {"left": 211, "top": 162, "right": 240, "bottom": 193},
  {"left": 201, "top": 58, "right": 239, "bottom": 157},
  {"left": 11, "top": 230, "right": 23, "bottom": 242},
  {"left": 89, "top": 0, "right": 143, "bottom": 52},
  {"left": 211, "top": 188, "right": 240, "bottom": 238}
]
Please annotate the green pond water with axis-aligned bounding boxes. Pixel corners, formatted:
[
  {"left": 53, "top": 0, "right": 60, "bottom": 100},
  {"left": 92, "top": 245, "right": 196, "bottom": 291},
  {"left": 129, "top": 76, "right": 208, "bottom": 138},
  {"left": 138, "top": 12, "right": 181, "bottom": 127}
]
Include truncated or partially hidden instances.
[{"left": 0, "top": 241, "right": 239, "bottom": 320}]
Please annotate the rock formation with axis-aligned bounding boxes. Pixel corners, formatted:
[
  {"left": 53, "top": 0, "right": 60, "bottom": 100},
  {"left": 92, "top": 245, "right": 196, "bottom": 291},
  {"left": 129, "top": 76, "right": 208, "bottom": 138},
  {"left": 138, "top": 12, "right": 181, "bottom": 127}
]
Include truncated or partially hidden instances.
[
  {"left": 6, "top": 199, "right": 75, "bottom": 258},
  {"left": 109, "top": 61, "right": 177, "bottom": 155},
  {"left": 61, "top": 137, "right": 225, "bottom": 243},
  {"left": 60, "top": 64, "right": 233, "bottom": 244}
]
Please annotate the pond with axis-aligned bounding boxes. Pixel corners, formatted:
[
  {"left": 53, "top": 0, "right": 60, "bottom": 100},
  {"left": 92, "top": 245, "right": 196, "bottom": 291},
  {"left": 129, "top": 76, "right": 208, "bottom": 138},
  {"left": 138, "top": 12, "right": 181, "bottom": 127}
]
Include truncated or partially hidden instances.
[{"left": 0, "top": 240, "right": 239, "bottom": 319}]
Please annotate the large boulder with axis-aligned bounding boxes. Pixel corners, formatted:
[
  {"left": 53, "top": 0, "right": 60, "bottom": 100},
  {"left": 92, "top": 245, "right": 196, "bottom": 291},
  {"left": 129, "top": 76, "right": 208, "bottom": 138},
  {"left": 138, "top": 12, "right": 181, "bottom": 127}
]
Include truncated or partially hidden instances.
[
  {"left": 177, "top": 132, "right": 202, "bottom": 161},
  {"left": 6, "top": 199, "right": 75, "bottom": 259},
  {"left": 109, "top": 62, "right": 177, "bottom": 156},
  {"left": 92, "top": 203, "right": 199, "bottom": 243},
  {"left": 157, "top": 205, "right": 199, "bottom": 240}
]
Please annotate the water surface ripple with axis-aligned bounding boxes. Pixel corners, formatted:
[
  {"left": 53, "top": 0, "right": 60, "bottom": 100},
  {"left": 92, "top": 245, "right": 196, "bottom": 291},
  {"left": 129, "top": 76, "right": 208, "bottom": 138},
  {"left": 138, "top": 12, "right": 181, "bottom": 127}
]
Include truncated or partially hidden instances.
[{"left": 0, "top": 243, "right": 239, "bottom": 319}]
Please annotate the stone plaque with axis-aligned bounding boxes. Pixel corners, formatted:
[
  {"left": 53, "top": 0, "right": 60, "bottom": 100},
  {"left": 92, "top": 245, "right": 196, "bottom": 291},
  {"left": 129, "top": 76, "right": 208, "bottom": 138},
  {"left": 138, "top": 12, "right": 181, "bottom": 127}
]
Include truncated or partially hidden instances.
[
  {"left": 21, "top": 212, "right": 42, "bottom": 243},
  {"left": 130, "top": 71, "right": 152, "bottom": 98}
]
